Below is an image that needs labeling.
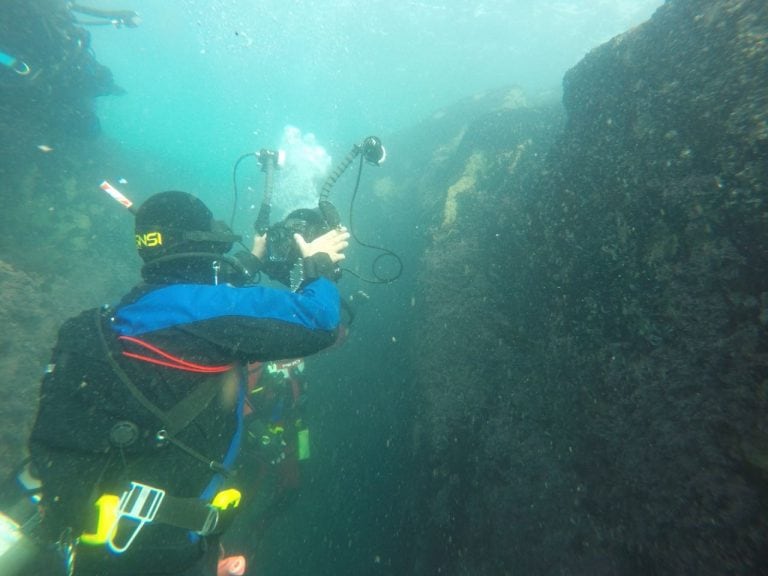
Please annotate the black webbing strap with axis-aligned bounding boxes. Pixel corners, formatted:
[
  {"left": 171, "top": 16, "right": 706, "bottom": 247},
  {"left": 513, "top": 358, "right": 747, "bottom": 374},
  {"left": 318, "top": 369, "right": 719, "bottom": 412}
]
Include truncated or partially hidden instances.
[
  {"left": 94, "top": 308, "right": 228, "bottom": 475},
  {"left": 164, "top": 377, "right": 222, "bottom": 438},
  {"left": 95, "top": 309, "right": 168, "bottom": 425},
  {"left": 153, "top": 493, "right": 219, "bottom": 535}
]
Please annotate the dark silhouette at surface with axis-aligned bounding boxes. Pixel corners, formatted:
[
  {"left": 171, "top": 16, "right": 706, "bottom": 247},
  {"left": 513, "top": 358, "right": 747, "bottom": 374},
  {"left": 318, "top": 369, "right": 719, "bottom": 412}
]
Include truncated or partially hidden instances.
[{"left": 0, "top": 0, "right": 122, "bottom": 147}]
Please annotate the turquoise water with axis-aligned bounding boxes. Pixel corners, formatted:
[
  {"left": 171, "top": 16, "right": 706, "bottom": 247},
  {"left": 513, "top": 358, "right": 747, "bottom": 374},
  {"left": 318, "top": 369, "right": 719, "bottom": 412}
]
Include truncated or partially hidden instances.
[{"left": 88, "top": 0, "right": 662, "bottom": 222}]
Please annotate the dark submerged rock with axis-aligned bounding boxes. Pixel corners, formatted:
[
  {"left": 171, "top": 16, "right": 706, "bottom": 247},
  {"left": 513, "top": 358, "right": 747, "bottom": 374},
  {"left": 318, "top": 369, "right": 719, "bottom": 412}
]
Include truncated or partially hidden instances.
[
  {"left": 407, "top": 1, "right": 768, "bottom": 574},
  {"left": 0, "top": 0, "right": 118, "bottom": 150}
]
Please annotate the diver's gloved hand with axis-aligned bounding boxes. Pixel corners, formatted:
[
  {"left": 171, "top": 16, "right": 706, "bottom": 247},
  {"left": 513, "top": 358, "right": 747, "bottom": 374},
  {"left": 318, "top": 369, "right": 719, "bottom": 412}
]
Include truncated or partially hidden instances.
[{"left": 300, "top": 253, "right": 339, "bottom": 283}]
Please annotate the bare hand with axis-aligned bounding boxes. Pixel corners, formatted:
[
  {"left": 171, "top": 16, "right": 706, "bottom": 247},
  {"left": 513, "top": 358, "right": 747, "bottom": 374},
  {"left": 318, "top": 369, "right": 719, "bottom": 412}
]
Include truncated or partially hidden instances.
[
  {"left": 251, "top": 234, "right": 267, "bottom": 260},
  {"left": 294, "top": 227, "right": 350, "bottom": 263}
]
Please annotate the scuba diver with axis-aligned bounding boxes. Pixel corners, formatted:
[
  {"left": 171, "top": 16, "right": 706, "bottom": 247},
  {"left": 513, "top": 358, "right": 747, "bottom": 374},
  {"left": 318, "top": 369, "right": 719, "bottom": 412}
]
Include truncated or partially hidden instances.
[
  {"left": 1, "top": 1, "right": 135, "bottom": 141},
  {"left": 0, "top": 134, "right": 390, "bottom": 575},
  {"left": 222, "top": 300, "right": 358, "bottom": 568},
  {"left": 1, "top": 190, "right": 349, "bottom": 575},
  {"left": 216, "top": 142, "right": 378, "bottom": 565},
  {"left": 237, "top": 358, "right": 312, "bottom": 538}
]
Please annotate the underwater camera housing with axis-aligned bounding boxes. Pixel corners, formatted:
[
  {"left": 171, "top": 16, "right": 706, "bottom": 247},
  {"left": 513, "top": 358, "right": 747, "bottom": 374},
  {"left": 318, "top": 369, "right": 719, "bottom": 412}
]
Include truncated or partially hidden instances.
[
  {"left": 264, "top": 208, "right": 331, "bottom": 288},
  {"left": 231, "top": 134, "right": 394, "bottom": 287},
  {"left": 266, "top": 208, "right": 330, "bottom": 265},
  {"left": 261, "top": 136, "right": 386, "bottom": 285}
]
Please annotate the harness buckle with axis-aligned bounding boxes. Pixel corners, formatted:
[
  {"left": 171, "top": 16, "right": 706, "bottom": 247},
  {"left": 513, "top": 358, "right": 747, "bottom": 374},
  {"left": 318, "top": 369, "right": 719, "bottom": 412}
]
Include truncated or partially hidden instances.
[
  {"left": 199, "top": 507, "right": 220, "bottom": 536},
  {"left": 107, "top": 482, "right": 166, "bottom": 554}
]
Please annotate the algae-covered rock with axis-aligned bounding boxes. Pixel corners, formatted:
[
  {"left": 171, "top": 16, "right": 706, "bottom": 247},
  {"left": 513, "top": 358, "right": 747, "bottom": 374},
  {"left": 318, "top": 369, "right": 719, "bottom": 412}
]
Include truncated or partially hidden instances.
[
  {"left": 441, "top": 152, "right": 487, "bottom": 229},
  {"left": 0, "top": 261, "right": 57, "bottom": 477},
  {"left": 406, "top": 1, "right": 768, "bottom": 574},
  {"left": 0, "top": 145, "right": 137, "bottom": 481}
]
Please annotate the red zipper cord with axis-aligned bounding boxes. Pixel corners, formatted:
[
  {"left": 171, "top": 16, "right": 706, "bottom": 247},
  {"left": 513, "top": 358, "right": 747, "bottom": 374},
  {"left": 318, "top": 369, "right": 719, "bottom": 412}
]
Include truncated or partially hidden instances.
[{"left": 118, "top": 335, "right": 233, "bottom": 373}]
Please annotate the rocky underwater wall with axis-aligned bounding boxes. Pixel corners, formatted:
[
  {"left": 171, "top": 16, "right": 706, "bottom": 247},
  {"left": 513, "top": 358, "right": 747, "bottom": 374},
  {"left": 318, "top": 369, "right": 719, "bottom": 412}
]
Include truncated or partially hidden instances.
[
  {"left": 0, "top": 1, "right": 131, "bottom": 479},
  {"left": 407, "top": 0, "right": 768, "bottom": 574},
  {"left": 0, "top": 0, "right": 119, "bottom": 149}
]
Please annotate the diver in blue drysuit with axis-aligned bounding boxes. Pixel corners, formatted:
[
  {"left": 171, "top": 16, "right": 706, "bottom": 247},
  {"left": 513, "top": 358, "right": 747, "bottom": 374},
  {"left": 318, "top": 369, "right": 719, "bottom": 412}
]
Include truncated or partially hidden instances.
[{"left": 26, "top": 190, "right": 349, "bottom": 575}]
